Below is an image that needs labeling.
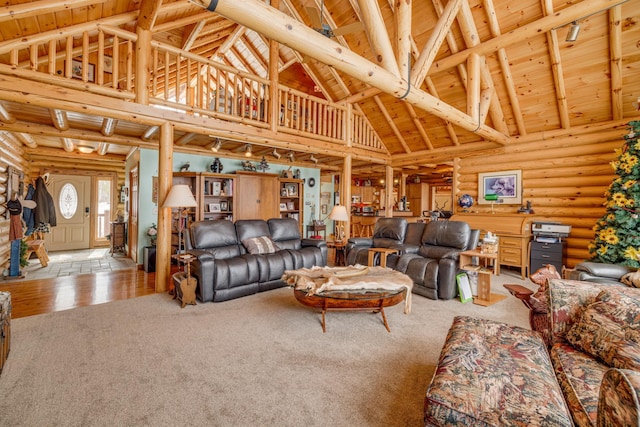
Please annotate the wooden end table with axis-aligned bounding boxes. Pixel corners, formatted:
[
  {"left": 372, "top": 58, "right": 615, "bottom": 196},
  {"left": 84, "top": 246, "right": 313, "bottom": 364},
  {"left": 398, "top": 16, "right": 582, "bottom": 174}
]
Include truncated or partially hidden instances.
[
  {"left": 459, "top": 249, "right": 506, "bottom": 307},
  {"left": 367, "top": 247, "right": 398, "bottom": 268},
  {"left": 327, "top": 240, "right": 346, "bottom": 266}
]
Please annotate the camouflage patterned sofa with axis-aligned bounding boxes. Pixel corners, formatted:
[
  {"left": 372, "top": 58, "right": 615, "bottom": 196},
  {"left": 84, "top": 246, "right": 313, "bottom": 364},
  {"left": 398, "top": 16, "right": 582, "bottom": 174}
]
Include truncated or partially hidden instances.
[{"left": 424, "top": 279, "right": 640, "bottom": 426}]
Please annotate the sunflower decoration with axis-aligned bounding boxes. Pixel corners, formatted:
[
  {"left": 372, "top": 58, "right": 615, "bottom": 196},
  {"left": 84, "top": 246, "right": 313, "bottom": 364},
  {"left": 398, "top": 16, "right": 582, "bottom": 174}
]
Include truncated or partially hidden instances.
[{"left": 589, "top": 121, "right": 640, "bottom": 268}]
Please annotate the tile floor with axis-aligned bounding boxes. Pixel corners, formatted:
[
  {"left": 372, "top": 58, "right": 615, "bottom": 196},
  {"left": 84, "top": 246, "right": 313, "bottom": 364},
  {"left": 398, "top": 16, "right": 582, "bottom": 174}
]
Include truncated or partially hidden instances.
[{"left": 7, "top": 247, "right": 136, "bottom": 281}]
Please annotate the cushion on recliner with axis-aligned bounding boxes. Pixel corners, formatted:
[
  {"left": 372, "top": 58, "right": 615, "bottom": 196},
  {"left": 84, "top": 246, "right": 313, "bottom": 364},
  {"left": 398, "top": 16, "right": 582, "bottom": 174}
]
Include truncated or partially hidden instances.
[
  {"left": 421, "top": 220, "right": 470, "bottom": 249},
  {"left": 241, "top": 236, "right": 279, "bottom": 254}
]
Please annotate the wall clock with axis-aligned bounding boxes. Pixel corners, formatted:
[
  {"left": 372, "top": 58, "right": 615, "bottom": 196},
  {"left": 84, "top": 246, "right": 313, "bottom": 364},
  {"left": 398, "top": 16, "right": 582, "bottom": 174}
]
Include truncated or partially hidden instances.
[{"left": 308, "top": 177, "right": 316, "bottom": 187}]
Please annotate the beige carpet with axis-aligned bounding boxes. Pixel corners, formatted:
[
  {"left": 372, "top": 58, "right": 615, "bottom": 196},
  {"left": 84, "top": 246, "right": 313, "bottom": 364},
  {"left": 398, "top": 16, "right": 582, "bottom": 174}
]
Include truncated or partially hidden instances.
[{"left": 0, "top": 271, "right": 533, "bottom": 426}]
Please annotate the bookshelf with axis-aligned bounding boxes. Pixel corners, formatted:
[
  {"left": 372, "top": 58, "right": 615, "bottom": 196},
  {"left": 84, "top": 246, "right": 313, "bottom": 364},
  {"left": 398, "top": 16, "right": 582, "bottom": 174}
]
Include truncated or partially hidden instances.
[
  {"left": 201, "top": 173, "right": 235, "bottom": 222},
  {"left": 279, "top": 178, "right": 304, "bottom": 233}
]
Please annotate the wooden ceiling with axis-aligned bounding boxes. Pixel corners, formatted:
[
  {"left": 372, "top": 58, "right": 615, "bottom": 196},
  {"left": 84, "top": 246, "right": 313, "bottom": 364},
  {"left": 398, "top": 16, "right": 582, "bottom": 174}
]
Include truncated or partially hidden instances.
[{"left": 1, "top": 0, "right": 639, "bottom": 183}]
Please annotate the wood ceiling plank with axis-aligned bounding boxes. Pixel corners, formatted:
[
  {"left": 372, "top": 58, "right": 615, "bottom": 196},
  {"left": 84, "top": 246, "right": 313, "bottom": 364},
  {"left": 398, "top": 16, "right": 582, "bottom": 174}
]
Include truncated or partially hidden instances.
[
  {"left": 373, "top": 95, "right": 411, "bottom": 153},
  {"left": 0, "top": 0, "right": 108, "bottom": 24}
]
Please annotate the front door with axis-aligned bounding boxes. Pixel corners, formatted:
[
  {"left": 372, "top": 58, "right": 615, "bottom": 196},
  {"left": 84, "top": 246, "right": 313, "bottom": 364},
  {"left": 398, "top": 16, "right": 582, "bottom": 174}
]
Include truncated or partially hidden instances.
[{"left": 48, "top": 175, "right": 91, "bottom": 251}]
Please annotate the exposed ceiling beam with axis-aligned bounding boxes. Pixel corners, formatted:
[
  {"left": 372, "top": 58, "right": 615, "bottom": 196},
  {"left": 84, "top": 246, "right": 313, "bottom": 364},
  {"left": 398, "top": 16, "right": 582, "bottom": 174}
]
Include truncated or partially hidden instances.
[
  {"left": 411, "top": 0, "right": 463, "bottom": 88},
  {"left": 482, "top": 0, "right": 527, "bottom": 135},
  {"left": 356, "top": 0, "right": 400, "bottom": 77},
  {"left": 0, "top": 102, "right": 15, "bottom": 123},
  {"left": 190, "top": 0, "right": 509, "bottom": 144},
  {"left": 137, "top": 0, "right": 163, "bottom": 31},
  {"left": 182, "top": 20, "right": 209, "bottom": 51},
  {"left": 404, "top": 104, "right": 435, "bottom": 150},
  {"left": 50, "top": 109, "right": 69, "bottom": 131},
  {"left": 542, "top": 0, "right": 571, "bottom": 129},
  {"left": 101, "top": 118, "right": 118, "bottom": 136},
  {"left": 16, "top": 133, "right": 37, "bottom": 148},
  {"left": 431, "top": 0, "right": 630, "bottom": 74},
  {"left": 0, "top": 0, "right": 108, "bottom": 24},
  {"left": 62, "top": 137, "right": 75, "bottom": 152}
]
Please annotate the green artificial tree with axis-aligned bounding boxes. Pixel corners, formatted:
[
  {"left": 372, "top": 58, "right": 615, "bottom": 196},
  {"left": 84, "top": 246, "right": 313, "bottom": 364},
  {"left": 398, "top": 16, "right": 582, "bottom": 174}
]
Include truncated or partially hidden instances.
[{"left": 589, "top": 120, "right": 640, "bottom": 268}]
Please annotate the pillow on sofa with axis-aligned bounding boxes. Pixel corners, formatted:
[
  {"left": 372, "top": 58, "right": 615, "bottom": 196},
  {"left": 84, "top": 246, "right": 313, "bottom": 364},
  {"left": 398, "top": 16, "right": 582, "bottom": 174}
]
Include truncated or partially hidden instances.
[
  {"left": 241, "top": 236, "right": 280, "bottom": 254},
  {"left": 566, "top": 289, "right": 640, "bottom": 370}
]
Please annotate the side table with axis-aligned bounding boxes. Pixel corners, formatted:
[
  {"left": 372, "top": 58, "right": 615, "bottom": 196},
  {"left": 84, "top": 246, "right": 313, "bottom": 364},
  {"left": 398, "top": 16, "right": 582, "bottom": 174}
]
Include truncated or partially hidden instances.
[
  {"left": 172, "top": 254, "right": 197, "bottom": 308},
  {"left": 327, "top": 240, "right": 346, "bottom": 266},
  {"left": 367, "top": 247, "right": 398, "bottom": 268},
  {"left": 306, "top": 224, "right": 326, "bottom": 239},
  {"left": 459, "top": 249, "right": 506, "bottom": 307}
]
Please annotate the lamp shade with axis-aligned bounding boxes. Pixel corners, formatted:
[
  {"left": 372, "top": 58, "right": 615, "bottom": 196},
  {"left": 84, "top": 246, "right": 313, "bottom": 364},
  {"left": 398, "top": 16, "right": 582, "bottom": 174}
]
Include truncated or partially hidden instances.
[
  {"left": 163, "top": 184, "right": 198, "bottom": 208},
  {"left": 328, "top": 205, "right": 349, "bottom": 222}
]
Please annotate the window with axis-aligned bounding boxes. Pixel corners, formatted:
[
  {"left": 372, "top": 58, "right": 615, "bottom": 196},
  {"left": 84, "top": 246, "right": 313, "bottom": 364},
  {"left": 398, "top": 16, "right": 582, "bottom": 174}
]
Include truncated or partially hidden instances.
[
  {"left": 96, "top": 179, "right": 112, "bottom": 239},
  {"left": 59, "top": 183, "right": 78, "bottom": 219}
]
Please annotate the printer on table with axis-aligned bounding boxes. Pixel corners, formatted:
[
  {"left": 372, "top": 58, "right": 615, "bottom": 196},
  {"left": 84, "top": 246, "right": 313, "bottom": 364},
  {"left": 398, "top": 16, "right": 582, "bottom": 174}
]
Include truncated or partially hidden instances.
[{"left": 530, "top": 222, "right": 571, "bottom": 273}]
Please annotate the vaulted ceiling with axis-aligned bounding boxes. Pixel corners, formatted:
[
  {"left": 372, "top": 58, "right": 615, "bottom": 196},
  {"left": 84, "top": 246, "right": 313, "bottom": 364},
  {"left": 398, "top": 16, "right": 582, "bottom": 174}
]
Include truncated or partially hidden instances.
[{"left": 0, "top": 0, "right": 639, "bottom": 182}]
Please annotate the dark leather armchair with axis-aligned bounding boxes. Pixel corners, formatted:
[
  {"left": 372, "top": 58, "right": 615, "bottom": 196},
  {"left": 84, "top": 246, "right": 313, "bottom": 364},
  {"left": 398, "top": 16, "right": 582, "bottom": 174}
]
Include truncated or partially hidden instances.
[
  {"left": 345, "top": 217, "right": 408, "bottom": 266},
  {"left": 394, "top": 221, "right": 479, "bottom": 300},
  {"left": 568, "top": 261, "right": 634, "bottom": 286}
]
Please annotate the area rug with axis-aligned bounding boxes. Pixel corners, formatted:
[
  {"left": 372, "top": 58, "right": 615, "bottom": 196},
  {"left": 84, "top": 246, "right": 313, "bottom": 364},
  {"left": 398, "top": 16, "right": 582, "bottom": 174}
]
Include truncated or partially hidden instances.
[
  {"left": 7, "top": 248, "right": 136, "bottom": 282},
  {"left": 0, "top": 272, "right": 531, "bottom": 426}
]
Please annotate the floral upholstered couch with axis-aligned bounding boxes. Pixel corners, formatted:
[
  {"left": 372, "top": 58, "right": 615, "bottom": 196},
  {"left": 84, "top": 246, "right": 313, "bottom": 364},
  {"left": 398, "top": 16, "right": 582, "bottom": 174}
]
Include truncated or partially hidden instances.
[{"left": 424, "top": 279, "right": 640, "bottom": 426}]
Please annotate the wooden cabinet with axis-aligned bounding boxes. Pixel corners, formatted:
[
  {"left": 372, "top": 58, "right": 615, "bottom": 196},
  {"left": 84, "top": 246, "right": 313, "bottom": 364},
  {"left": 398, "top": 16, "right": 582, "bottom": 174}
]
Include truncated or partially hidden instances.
[
  {"left": 406, "top": 183, "right": 430, "bottom": 217},
  {"left": 201, "top": 173, "right": 235, "bottom": 222},
  {"left": 450, "top": 213, "right": 537, "bottom": 279},
  {"left": 279, "top": 178, "right": 304, "bottom": 233},
  {"left": 234, "top": 171, "right": 279, "bottom": 221}
]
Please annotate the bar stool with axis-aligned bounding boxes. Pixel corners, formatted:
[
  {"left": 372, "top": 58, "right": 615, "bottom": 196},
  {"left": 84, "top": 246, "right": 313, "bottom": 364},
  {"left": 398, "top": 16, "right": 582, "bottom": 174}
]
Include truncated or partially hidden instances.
[
  {"left": 361, "top": 223, "right": 374, "bottom": 237},
  {"left": 351, "top": 221, "right": 362, "bottom": 237}
]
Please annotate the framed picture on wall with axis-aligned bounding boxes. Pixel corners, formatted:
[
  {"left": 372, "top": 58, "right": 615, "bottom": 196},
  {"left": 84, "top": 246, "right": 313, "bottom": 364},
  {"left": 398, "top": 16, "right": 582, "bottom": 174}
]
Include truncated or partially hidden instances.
[{"left": 478, "top": 169, "right": 522, "bottom": 205}]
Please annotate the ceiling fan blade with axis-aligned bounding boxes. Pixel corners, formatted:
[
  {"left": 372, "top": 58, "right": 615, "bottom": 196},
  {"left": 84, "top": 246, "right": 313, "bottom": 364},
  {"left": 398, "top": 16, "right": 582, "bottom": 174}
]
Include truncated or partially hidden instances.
[
  {"left": 331, "top": 21, "right": 364, "bottom": 37},
  {"left": 306, "top": 6, "right": 322, "bottom": 28}
]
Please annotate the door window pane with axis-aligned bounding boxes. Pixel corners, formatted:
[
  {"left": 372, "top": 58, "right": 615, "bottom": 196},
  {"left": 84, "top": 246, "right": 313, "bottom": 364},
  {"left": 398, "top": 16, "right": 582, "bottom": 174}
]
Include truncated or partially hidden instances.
[
  {"left": 59, "top": 183, "right": 78, "bottom": 219},
  {"left": 97, "top": 179, "right": 112, "bottom": 239}
]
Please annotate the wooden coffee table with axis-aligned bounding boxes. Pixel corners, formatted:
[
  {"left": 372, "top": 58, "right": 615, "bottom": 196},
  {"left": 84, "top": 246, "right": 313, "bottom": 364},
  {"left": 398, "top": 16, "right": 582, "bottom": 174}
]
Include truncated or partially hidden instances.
[{"left": 293, "top": 288, "right": 406, "bottom": 333}]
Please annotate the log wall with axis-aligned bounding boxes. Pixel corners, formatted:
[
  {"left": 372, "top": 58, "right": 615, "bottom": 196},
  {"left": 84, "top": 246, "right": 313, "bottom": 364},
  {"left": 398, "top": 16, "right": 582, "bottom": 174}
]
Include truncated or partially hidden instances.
[
  {"left": 454, "top": 127, "right": 626, "bottom": 268},
  {"left": 0, "top": 131, "right": 30, "bottom": 273}
]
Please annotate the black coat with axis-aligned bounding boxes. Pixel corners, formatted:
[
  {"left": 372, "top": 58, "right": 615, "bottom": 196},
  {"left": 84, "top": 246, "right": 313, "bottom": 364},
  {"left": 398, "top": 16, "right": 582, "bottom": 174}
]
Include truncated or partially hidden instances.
[{"left": 33, "top": 177, "right": 57, "bottom": 227}]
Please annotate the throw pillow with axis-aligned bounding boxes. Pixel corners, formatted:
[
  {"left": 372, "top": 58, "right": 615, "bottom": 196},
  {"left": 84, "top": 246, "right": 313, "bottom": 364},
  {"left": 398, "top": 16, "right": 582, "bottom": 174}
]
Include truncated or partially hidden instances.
[
  {"left": 566, "top": 289, "right": 640, "bottom": 370},
  {"left": 241, "top": 236, "right": 279, "bottom": 254}
]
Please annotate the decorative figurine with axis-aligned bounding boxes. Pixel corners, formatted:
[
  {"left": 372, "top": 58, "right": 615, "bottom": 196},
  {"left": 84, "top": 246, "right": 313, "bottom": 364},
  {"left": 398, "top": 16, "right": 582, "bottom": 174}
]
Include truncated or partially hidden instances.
[
  {"left": 258, "top": 156, "right": 270, "bottom": 173},
  {"left": 179, "top": 162, "right": 190, "bottom": 172},
  {"left": 294, "top": 169, "right": 301, "bottom": 179},
  {"left": 241, "top": 160, "right": 256, "bottom": 171},
  {"left": 210, "top": 158, "right": 223, "bottom": 173}
]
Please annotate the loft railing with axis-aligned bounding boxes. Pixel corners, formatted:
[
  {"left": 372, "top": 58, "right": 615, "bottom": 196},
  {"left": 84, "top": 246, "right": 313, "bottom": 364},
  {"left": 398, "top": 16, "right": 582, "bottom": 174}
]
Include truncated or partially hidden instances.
[{"left": 0, "top": 26, "right": 384, "bottom": 151}]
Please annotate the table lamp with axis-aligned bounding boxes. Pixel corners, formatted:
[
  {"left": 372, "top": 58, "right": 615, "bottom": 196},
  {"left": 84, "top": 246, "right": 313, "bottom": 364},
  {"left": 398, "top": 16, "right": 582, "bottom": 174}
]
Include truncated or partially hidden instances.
[
  {"left": 484, "top": 193, "right": 499, "bottom": 214},
  {"left": 163, "top": 184, "right": 198, "bottom": 256},
  {"left": 328, "top": 205, "right": 349, "bottom": 242}
]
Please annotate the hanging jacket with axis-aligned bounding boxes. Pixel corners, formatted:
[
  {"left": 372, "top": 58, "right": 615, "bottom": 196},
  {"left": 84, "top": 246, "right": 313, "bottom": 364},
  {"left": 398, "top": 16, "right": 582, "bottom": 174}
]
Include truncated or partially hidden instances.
[
  {"left": 22, "top": 183, "right": 35, "bottom": 236},
  {"left": 34, "top": 177, "right": 57, "bottom": 227}
]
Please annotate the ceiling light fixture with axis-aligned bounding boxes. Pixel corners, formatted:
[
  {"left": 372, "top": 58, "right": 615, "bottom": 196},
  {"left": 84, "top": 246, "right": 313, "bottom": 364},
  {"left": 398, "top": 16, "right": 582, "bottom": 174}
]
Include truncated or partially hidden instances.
[
  {"left": 209, "top": 138, "right": 222, "bottom": 152},
  {"left": 565, "top": 21, "right": 580, "bottom": 42},
  {"left": 272, "top": 148, "right": 281, "bottom": 159},
  {"left": 309, "top": 154, "right": 318, "bottom": 164},
  {"left": 244, "top": 144, "right": 253, "bottom": 157},
  {"left": 77, "top": 144, "right": 94, "bottom": 154},
  {"left": 287, "top": 151, "right": 295, "bottom": 162}
]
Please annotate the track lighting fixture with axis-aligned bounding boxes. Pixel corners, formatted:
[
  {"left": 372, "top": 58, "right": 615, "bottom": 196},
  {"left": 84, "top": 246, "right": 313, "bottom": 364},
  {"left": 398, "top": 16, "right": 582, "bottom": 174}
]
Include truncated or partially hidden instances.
[
  {"left": 287, "top": 151, "right": 295, "bottom": 162},
  {"left": 566, "top": 21, "right": 580, "bottom": 42},
  {"left": 309, "top": 154, "right": 318, "bottom": 164},
  {"left": 244, "top": 144, "right": 253, "bottom": 157},
  {"left": 272, "top": 148, "right": 281, "bottom": 159},
  {"left": 210, "top": 138, "right": 222, "bottom": 152}
]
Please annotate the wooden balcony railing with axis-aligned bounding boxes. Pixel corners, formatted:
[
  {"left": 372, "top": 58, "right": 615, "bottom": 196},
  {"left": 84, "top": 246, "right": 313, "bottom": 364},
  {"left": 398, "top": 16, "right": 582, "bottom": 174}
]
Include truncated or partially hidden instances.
[{"left": 0, "top": 26, "right": 384, "bottom": 151}]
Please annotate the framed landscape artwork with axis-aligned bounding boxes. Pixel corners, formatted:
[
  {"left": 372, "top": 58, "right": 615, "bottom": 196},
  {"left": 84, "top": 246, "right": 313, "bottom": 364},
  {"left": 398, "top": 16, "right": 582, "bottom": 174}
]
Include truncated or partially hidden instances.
[{"left": 478, "top": 169, "right": 522, "bottom": 205}]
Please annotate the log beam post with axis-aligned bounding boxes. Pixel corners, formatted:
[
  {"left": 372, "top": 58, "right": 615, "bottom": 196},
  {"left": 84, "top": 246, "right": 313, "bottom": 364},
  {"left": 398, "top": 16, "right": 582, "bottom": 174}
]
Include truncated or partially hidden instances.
[
  {"left": 156, "top": 121, "right": 174, "bottom": 293},
  {"left": 357, "top": 0, "right": 401, "bottom": 78}
]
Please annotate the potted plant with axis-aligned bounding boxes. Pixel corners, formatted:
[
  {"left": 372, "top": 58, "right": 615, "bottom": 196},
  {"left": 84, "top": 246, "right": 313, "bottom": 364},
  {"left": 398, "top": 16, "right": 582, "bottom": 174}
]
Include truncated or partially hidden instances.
[{"left": 147, "top": 224, "right": 157, "bottom": 246}]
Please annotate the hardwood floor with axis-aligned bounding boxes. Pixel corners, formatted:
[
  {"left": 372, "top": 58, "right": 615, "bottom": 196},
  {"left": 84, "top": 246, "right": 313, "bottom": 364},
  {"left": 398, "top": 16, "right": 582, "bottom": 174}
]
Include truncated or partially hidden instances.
[{"left": 0, "top": 269, "right": 160, "bottom": 319}]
